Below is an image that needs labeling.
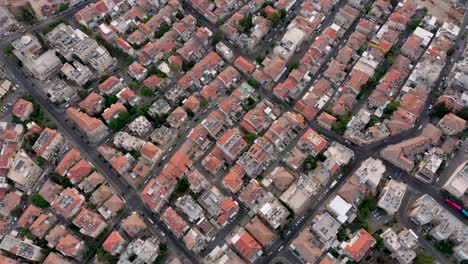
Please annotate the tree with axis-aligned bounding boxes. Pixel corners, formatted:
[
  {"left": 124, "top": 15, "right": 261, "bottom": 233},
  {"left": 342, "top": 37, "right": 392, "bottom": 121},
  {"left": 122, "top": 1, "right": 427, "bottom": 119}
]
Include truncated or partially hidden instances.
[
  {"left": 211, "top": 30, "right": 224, "bottom": 46},
  {"left": 18, "top": 8, "right": 36, "bottom": 24},
  {"left": 182, "top": 60, "right": 196, "bottom": 72},
  {"left": 36, "top": 156, "right": 47, "bottom": 166},
  {"left": 278, "top": 9, "right": 286, "bottom": 19},
  {"left": 364, "top": 5, "right": 372, "bottom": 14},
  {"left": 331, "top": 112, "right": 352, "bottom": 135},
  {"left": 140, "top": 87, "right": 153, "bottom": 96},
  {"left": 58, "top": 3, "right": 69, "bottom": 12},
  {"left": 247, "top": 79, "right": 259, "bottom": 88},
  {"left": 128, "top": 81, "right": 139, "bottom": 90},
  {"left": 186, "top": 108, "right": 195, "bottom": 118},
  {"left": 108, "top": 112, "right": 131, "bottom": 131},
  {"left": 216, "top": 19, "right": 225, "bottom": 25},
  {"left": 170, "top": 178, "right": 190, "bottom": 200},
  {"left": 244, "top": 133, "right": 258, "bottom": 144},
  {"left": 390, "top": 0, "right": 399, "bottom": 7},
  {"left": 31, "top": 193, "right": 50, "bottom": 208},
  {"left": 373, "top": 233, "right": 384, "bottom": 250},
  {"left": 154, "top": 23, "right": 170, "bottom": 38},
  {"left": 269, "top": 12, "right": 281, "bottom": 26},
  {"left": 414, "top": 252, "right": 435, "bottom": 264},
  {"left": 288, "top": 60, "right": 300, "bottom": 70},
  {"left": 456, "top": 107, "right": 468, "bottom": 121},
  {"left": 383, "top": 101, "right": 400, "bottom": 118},
  {"left": 430, "top": 102, "right": 451, "bottom": 119},
  {"left": 407, "top": 18, "right": 422, "bottom": 31},
  {"left": 138, "top": 103, "right": 151, "bottom": 117},
  {"left": 97, "top": 249, "right": 117, "bottom": 263},
  {"left": 255, "top": 55, "right": 264, "bottom": 65},
  {"left": 105, "top": 95, "right": 118, "bottom": 107},
  {"left": 239, "top": 16, "right": 253, "bottom": 31},
  {"left": 435, "top": 241, "right": 454, "bottom": 255}
]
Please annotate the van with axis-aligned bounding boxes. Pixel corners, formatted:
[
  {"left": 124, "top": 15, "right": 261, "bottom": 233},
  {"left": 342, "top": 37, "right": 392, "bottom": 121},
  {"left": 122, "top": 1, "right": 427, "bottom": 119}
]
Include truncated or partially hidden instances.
[{"left": 330, "top": 180, "right": 337, "bottom": 188}]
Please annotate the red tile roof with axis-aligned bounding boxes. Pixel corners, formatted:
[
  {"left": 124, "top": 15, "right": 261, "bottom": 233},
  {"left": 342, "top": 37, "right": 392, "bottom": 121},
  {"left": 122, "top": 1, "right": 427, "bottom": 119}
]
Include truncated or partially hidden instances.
[{"left": 55, "top": 148, "right": 82, "bottom": 176}]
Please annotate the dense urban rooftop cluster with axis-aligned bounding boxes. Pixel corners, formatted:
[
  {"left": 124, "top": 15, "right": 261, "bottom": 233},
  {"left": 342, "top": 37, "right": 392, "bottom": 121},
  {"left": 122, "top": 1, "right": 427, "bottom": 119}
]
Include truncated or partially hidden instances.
[{"left": 0, "top": 0, "right": 466, "bottom": 263}]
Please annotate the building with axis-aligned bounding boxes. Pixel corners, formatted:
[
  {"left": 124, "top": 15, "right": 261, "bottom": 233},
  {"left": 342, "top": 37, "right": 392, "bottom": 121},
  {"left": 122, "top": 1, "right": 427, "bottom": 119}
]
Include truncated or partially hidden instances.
[
  {"left": 256, "top": 193, "right": 290, "bottom": 229},
  {"left": 121, "top": 212, "right": 147, "bottom": 237},
  {"left": 311, "top": 212, "right": 341, "bottom": 245},
  {"left": 408, "top": 194, "right": 467, "bottom": 254},
  {"left": 67, "top": 107, "right": 109, "bottom": 143},
  {"left": 326, "top": 195, "right": 353, "bottom": 224},
  {"left": 217, "top": 128, "right": 248, "bottom": 162},
  {"left": 204, "top": 243, "right": 245, "bottom": 264},
  {"left": 230, "top": 227, "right": 263, "bottom": 263},
  {"left": 297, "top": 128, "right": 328, "bottom": 156},
  {"left": 442, "top": 161, "right": 468, "bottom": 198},
  {"left": 102, "top": 231, "right": 127, "bottom": 256},
  {"left": 128, "top": 116, "right": 152, "bottom": 137},
  {"left": 380, "top": 136, "right": 432, "bottom": 172},
  {"left": 183, "top": 227, "right": 208, "bottom": 253},
  {"left": 175, "top": 195, "right": 204, "bottom": 223},
  {"left": 377, "top": 180, "right": 408, "bottom": 215},
  {"left": 323, "top": 142, "right": 354, "bottom": 174},
  {"left": 12, "top": 99, "right": 33, "bottom": 121},
  {"left": 437, "top": 113, "right": 466, "bottom": 136},
  {"left": 61, "top": 61, "right": 94, "bottom": 85},
  {"left": 46, "top": 78, "right": 75, "bottom": 103},
  {"left": 79, "top": 92, "right": 105, "bottom": 116},
  {"left": 55, "top": 233, "right": 85, "bottom": 260},
  {"left": 12, "top": 34, "right": 62, "bottom": 80},
  {"left": 32, "top": 128, "right": 64, "bottom": 160},
  {"left": 51, "top": 187, "right": 85, "bottom": 218},
  {"left": 340, "top": 229, "right": 376, "bottom": 262},
  {"left": 161, "top": 207, "right": 189, "bottom": 238},
  {"left": 119, "top": 236, "right": 160, "bottom": 264},
  {"left": 7, "top": 150, "right": 43, "bottom": 192},
  {"left": 0, "top": 236, "right": 44, "bottom": 262},
  {"left": 73, "top": 208, "right": 108, "bottom": 238},
  {"left": 245, "top": 216, "right": 276, "bottom": 247},
  {"left": 353, "top": 157, "right": 385, "bottom": 195},
  {"left": 381, "top": 228, "right": 418, "bottom": 264}
]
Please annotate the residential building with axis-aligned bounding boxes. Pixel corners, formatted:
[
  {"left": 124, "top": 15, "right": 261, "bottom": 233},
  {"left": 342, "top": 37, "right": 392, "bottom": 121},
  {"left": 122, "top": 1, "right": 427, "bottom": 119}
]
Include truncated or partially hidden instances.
[
  {"left": 55, "top": 233, "right": 85, "bottom": 260},
  {"left": 381, "top": 228, "right": 418, "bottom": 264},
  {"left": 73, "top": 208, "right": 107, "bottom": 238},
  {"left": 311, "top": 212, "right": 341, "bottom": 245},
  {"left": 298, "top": 128, "right": 328, "bottom": 156},
  {"left": 79, "top": 92, "right": 105, "bottom": 116},
  {"left": 442, "top": 161, "right": 468, "bottom": 198},
  {"left": 161, "top": 207, "right": 189, "bottom": 238},
  {"left": 32, "top": 128, "right": 64, "bottom": 161},
  {"left": 245, "top": 216, "right": 276, "bottom": 247},
  {"left": 119, "top": 236, "right": 160, "bottom": 264},
  {"left": 230, "top": 227, "right": 263, "bottom": 263},
  {"left": 437, "top": 113, "right": 466, "bottom": 136},
  {"left": 61, "top": 61, "right": 94, "bottom": 86},
  {"left": 175, "top": 195, "right": 204, "bottom": 223},
  {"left": 377, "top": 180, "right": 408, "bottom": 215},
  {"left": 0, "top": 236, "right": 44, "bottom": 262},
  {"left": 121, "top": 212, "right": 147, "bottom": 237},
  {"left": 12, "top": 99, "right": 33, "bottom": 121},
  {"left": 67, "top": 107, "right": 109, "bottom": 143},
  {"left": 51, "top": 187, "right": 85, "bottom": 218},
  {"left": 102, "top": 231, "right": 127, "bottom": 256},
  {"left": 7, "top": 149, "right": 42, "bottom": 192},
  {"left": 340, "top": 229, "right": 376, "bottom": 262},
  {"left": 353, "top": 157, "right": 385, "bottom": 195}
]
